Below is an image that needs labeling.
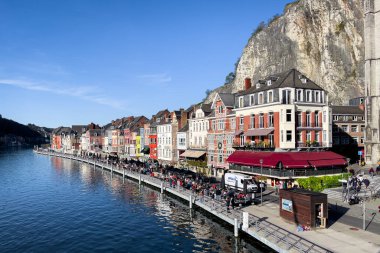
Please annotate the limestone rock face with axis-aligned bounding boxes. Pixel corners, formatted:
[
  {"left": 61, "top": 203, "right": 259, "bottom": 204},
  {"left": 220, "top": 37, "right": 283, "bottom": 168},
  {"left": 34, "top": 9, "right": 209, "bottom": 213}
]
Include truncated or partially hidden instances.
[{"left": 206, "top": 0, "right": 364, "bottom": 105}]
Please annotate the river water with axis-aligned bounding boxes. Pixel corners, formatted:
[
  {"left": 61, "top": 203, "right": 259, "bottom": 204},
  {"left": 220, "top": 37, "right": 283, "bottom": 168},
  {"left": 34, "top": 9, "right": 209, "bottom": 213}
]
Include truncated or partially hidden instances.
[{"left": 0, "top": 149, "right": 273, "bottom": 253}]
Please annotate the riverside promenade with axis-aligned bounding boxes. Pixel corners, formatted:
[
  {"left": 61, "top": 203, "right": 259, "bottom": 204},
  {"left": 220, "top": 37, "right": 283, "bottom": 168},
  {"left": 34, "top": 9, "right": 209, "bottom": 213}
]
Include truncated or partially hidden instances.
[{"left": 35, "top": 150, "right": 380, "bottom": 253}]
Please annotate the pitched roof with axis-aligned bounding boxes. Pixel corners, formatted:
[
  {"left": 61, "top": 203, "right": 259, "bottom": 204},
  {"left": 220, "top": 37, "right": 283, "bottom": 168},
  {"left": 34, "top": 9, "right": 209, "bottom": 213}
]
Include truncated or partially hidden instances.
[
  {"left": 218, "top": 93, "right": 235, "bottom": 107},
  {"left": 178, "top": 124, "right": 189, "bottom": 132},
  {"left": 331, "top": 106, "right": 364, "bottom": 115},
  {"left": 239, "top": 69, "right": 323, "bottom": 96}
]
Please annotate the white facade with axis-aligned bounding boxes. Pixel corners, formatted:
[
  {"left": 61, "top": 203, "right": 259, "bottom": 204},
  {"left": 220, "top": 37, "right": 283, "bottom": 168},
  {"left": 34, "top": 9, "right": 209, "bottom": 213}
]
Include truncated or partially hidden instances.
[
  {"left": 177, "top": 131, "right": 188, "bottom": 160},
  {"left": 189, "top": 108, "right": 209, "bottom": 149},
  {"left": 364, "top": 0, "right": 380, "bottom": 165},
  {"left": 102, "top": 129, "right": 113, "bottom": 153},
  {"left": 80, "top": 133, "right": 89, "bottom": 151},
  {"left": 157, "top": 123, "right": 173, "bottom": 161}
]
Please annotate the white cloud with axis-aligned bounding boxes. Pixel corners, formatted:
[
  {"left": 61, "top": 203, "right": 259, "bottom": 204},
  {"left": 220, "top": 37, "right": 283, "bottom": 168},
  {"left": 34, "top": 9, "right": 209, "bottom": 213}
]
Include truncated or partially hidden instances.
[
  {"left": 0, "top": 79, "right": 125, "bottom": 109},
  {"left": 137, "top": 73, "right": 172, "bottom": 85}
]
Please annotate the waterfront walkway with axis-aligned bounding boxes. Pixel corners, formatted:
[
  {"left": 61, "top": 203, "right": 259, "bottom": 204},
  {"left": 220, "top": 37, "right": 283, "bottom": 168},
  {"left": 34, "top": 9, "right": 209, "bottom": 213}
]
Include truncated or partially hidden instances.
[{"left": 35, "top": 151, "right": 380, "bottom": 253}]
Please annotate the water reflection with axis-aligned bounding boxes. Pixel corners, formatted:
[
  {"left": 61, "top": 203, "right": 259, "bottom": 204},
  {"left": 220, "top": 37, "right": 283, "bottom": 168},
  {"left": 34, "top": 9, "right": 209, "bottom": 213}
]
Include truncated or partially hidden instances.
[{"left": 47, "top": 156, "right": 273, "bottom": 253}]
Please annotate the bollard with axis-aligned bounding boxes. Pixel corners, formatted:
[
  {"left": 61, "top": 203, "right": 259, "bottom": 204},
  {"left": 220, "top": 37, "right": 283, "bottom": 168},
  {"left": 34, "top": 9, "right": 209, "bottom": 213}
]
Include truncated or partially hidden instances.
[
  {"left": 189, "top": 195, "right": 193, "bottom": 209},
  {"left": 94, "top": 161, "right": 96, "bottom": 169},
  {"left": 111, "top": 165, "right": 113, "bottom": 174},
  {"left": 242, "top": 212, "right": 249, "bottom": 231},
  {"left": 234, "top": 218, "right": 239, "bottom": 237},
  {"left": 161, "top": 182, "right": 164, "bottom": 194},
  {"left": 123, "top": 168, "right": 125, "bottom": 178},
  {"left": 139, "top": 174, "right": 141, "bottom": 185}
]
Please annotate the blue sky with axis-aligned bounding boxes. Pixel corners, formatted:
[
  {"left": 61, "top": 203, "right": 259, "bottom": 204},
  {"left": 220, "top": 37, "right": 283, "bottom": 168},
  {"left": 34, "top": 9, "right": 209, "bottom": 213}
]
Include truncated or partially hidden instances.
[{"left": 0, "top": 0, "right": 292, "bottom": 128}]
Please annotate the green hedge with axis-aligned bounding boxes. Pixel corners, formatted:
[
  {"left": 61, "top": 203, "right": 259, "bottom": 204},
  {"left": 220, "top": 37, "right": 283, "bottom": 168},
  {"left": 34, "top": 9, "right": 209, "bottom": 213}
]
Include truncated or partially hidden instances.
[{"left": 296, "top": 174, "right": 350, "bottom": 192}]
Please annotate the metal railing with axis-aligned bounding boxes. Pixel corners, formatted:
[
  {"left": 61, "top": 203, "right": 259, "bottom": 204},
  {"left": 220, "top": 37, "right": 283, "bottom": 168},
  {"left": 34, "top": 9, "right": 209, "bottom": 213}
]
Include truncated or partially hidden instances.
[{"left": 35, "top": 149, "right": 331, "bottom": 253}]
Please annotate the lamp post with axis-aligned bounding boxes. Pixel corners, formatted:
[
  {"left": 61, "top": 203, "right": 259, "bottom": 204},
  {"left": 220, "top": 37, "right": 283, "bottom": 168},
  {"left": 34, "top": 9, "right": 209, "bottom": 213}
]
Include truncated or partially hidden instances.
[{"left": 260, "top": 159, "right": 263, "bottom": 206}]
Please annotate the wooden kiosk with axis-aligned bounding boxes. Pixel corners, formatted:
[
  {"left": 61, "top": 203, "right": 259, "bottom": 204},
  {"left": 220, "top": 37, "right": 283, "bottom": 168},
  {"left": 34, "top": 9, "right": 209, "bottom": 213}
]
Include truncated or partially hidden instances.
[{"left": 279, "top": 189, "right": 328, "bottom": 228}]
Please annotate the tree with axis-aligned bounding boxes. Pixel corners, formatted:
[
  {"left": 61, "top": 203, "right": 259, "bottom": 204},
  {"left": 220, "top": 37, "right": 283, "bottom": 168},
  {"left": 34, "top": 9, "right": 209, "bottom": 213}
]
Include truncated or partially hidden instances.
[{"left": 224, "top": 72, "right": 235, "bottom": 85}]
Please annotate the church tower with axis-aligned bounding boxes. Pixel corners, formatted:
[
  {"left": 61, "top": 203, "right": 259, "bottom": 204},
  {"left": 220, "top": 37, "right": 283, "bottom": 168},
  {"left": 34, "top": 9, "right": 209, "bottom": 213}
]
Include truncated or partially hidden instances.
[{"left": 364, "top": 0, "right": 380, "bottom": 165}]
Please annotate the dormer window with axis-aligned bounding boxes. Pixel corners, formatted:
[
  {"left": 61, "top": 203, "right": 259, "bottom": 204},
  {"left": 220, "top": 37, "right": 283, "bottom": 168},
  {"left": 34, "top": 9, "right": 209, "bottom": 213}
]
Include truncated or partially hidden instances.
[
  {"left": 256, "top": 83, "right": 260, "bottom": 89},
  {"left": 238, "top": 96, "right": 244, "bottom": 108},
  {"left": 267, "top": 80, "right": 272, "bottom": 86},
  {"left": 298, "top": 74, "right": 307, "bottom": 84},
  {"left": 218, "top": 106, "right": 223, "bottom": 114}
]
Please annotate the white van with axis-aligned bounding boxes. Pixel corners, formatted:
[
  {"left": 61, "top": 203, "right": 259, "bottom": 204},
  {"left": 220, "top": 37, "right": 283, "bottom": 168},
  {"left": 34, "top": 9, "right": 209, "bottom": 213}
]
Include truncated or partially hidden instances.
[{"left": 224, "top": 173, "right": 264, "bottom": 193}]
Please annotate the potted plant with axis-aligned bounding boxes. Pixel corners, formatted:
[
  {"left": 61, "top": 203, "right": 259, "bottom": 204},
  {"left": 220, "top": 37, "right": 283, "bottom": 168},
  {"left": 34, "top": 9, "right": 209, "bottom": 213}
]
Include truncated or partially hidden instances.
[{"left": 306, "top": 140, "right": 311, "bottom": 147}]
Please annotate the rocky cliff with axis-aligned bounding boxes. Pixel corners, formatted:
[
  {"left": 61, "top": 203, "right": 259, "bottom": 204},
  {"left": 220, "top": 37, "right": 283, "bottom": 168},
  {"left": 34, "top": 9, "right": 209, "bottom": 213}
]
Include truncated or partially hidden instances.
[{"left": 206, "top": 0, "right": 364, "bottom": 105}]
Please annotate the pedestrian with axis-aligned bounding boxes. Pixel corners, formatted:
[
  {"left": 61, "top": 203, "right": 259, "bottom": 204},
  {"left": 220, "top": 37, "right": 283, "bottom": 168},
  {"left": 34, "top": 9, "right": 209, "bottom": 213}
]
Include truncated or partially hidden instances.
[
  {"left": 377, "top": 165, "right": 380, "bottom": 175},
  {"left": 226, "top": 196, "right": 231, "bottom": 212},
  {"left": 369, "top": 168, "right": 374, "bottom": 178},
  {"left": 231, "top": 194, "right": 235, "bottom": 210}
]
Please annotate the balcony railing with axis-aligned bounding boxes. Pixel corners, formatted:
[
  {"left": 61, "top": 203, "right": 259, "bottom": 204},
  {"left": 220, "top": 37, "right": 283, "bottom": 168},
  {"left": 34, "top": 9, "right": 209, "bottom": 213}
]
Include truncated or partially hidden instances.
[
  {"left": 296, "top": 141, "right": 321, "bottom": 148},
  {"left": 230, "top": 164, "right": 344, "bottom": 178},
  {"left": 297, "top": 122, "right": 322, "bottom": 128},
  {"left": 233, "top": 141, "right": 275, "bottom": 150}
]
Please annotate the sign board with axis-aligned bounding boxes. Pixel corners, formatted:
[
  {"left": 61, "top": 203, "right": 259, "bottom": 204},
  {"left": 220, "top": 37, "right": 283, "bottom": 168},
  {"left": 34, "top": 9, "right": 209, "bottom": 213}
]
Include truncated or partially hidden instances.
[
  {"left": 282, "top": 199, "right": 293, "bottom": 212},
  {"left": 358, "top": 151, "right": 363, "bottom": 156}
]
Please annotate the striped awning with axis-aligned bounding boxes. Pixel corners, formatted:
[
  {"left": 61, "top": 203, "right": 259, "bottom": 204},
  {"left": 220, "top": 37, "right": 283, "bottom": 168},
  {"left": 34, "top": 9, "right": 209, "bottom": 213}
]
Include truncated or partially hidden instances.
[
  {"left": 180, "top": 150, "right": 206, "bottom": 158},
  {"left": 244, "top": 128, "right": 274, "bottom": 137}
]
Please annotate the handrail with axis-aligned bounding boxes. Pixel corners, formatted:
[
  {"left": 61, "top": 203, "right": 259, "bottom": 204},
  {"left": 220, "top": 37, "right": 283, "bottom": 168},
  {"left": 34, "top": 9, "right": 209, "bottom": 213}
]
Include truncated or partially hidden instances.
[{"left": 34, "top": 149, "right": 331, "bottom": 253}]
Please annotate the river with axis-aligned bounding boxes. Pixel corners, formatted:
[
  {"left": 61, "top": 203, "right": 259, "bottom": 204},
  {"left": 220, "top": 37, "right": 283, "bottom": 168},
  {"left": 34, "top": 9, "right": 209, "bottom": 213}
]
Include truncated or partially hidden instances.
[{"left": 0, "top": 149, "right": 273, "bottom": 253}]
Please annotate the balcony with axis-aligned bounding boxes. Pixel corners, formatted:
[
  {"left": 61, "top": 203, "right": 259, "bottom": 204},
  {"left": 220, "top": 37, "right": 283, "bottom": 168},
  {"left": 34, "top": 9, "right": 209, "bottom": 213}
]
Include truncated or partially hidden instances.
[
  {"left": 233, "top": 141, "right": 275, "bottom": 151},
  {"left": 296, "top": 141, "right": 321, "bottom": 148},
  {"left": 297, "top": 122, "right": 322, "bottom": 128}
]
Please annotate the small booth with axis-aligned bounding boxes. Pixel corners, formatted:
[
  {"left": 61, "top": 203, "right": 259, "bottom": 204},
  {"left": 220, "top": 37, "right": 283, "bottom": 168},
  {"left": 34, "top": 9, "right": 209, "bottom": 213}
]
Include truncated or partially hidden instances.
[{"left": 279, "top": 189, "right": 328, "bottom": 229}]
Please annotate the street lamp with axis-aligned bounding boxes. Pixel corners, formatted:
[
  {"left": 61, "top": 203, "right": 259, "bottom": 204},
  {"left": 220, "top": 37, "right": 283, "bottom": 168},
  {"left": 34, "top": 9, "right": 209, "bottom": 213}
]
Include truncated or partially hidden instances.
[{"left": 260, "top": 159, "right": 263, "bottom": 206}]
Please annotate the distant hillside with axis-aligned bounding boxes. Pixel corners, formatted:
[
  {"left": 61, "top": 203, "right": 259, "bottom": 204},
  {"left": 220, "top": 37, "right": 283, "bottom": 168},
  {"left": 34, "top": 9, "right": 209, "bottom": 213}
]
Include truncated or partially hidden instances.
[{"left": 0, "top": 115, "right": 51, "bottom": 147}]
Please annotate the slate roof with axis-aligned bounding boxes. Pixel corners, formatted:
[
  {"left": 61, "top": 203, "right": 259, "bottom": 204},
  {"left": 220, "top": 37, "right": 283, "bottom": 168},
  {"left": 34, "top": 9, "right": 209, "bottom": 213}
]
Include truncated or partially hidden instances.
[
  {"left": 218, "top": 93, "right": 235, "bottom": 107},
  {"left": 331, "top": 106, "right": 364, "bottom": 115},
  {"left": 178, "top": 124, "right": 189, "bottom": 132},
  {"left": 239, "top": 69, "right": 323, "bottom": 96}
]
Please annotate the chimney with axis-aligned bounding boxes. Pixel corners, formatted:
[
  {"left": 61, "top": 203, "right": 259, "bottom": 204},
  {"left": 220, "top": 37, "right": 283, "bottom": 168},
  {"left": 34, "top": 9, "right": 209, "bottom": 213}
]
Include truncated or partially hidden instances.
[{"left": 244, "top": 78, "right": 252, "bottom": 90}]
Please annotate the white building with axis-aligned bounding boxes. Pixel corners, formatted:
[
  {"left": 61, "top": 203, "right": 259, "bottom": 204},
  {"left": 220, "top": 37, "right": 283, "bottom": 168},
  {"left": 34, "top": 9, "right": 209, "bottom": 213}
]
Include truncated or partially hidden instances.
[
  {"left": 157, "top": 121, "right": 174, "bottom": 163},
  {"left": 177, "top": 124, "right": 188, "bottom": 160},
  {"left": 189, "top": 104, "right": 211, "bottom": 150}
]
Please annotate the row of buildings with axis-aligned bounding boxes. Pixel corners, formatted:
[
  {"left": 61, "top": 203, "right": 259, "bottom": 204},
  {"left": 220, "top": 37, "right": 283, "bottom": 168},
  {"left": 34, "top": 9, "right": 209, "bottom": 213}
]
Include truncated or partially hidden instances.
[{"left": 50, "top": 69, "right": 366, "bottom": 182}]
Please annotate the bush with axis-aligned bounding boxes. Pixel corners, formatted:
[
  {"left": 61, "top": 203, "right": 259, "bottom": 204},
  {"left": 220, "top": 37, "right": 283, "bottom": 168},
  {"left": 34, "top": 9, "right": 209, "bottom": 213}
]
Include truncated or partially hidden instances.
[{"left": 296, "top": 174, "right": 350, "bottom": 192}]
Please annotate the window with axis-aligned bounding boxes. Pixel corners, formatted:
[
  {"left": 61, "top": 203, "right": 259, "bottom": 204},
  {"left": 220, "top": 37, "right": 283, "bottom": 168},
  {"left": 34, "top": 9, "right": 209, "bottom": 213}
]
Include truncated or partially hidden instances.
[
  {"left": 342, "top": 125, "right": 348, "bottom": 132},
  {"left": 361, "top": 125, "right": 365, "bottom": 132},
  {"left": 210, "top": 155, "right": 214, "bottom": 162},
  {"left": 238, "top": 97, "right": 244, "bottom": 108},
  {"left": 297, "top": 132, "right": 302, "bottom": 142},
  {"left": 296, "top": 89, "right": 303, "bottom": 101},
  {"left": 268, "top": 90, "right": 273, "bottom": 103},
  {"left": 259, "top": 113, "right": 264, "bottom": 128},
  {"left": 341, "top": 137, "right": 349, "bottom": 145},
  {"left": 315, "top": 91, "right": 321, "bottom": 102},
  {"left": 343, "top": 116, "right": 348, "bottom": 121},
  {"left": 306, "top": 112, "right": 311, "bottom": 127},
  {"left": 281, "top": 130, "right": 283, "bottom": 142},
  {"left": 218, "top": 106, "right": 223, "bottom": 114},
  {"left": 306, "top": 131, "right": 311, "bottom": 141},
  {"left": 360, "top": 137, "right": 364, "bottom": 144},
  {"left": 297, "top": 112, "right": 302, "bottom": 127},
  {"left": 282, "top": 89, "right": 291, "bottom": 104},
  {"left": 230, "top": 118, "right": 236, "bottom": 130},
  {"left": 306, "top": 90, "right": 312, "bottom": 102},
  {"left": 351, "top": 125, "right": 358, "bottom": 132},
  {"left": 286, "top": 109, "right": 292, "bottom": 122},
  {"left": 268, "top": 112, "right": 274, "bottom": 127},
  {"left": 286, "top": 130, "right": 292, "bottom": 142},
  {"left": 267, "top": 80, "right": 272, "bottom": 86},
  {"left": 269, "top": 134, "right": 274, "bottom": 146},
  {"left": 212, "top": 120, "right": 216, "bottom": 130},
  {"left": 240, "top": 135, "right": 245, "bottom": 146},
  {"left": 352, "top": 137, "right": 358, "bottom": 144},
  {"left": 323, "top": 111, "right": 327, "bottom": 123},
  {"left": 249, "top": 94, "right": 255, "bottom": 106},
  {"left": 333, "top": 115, "right": 339, "bottom": 121},
  {"left": 353, "top": 116, "right": 358, "bottom": 121},
  {"left": 250, "top": 114, "right": 255, "bottom": 129},
  {"left": 218, "top": 154, "right": 223, "bottom": 163},
  {"left": 315, "top": 131, "right": 320, "bottom": 143},
  {"left": 258, "top": 93, "right": 264, "bottom": 104},
  {"left": 240, "top": 116, "right": 244, "bottom": 129},
  {"left": 315, "top": 111, "right": 320, "bottom": 127}
]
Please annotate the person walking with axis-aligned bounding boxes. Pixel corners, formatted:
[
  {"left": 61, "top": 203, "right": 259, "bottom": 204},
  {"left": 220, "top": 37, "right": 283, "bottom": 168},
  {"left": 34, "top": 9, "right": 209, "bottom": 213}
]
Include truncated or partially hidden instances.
[
  {"left": 369, "top": 167, "right": 374, "bottom": 178},
  {"left": 226, "top": 196, "right": 231, "bottom": 212}
]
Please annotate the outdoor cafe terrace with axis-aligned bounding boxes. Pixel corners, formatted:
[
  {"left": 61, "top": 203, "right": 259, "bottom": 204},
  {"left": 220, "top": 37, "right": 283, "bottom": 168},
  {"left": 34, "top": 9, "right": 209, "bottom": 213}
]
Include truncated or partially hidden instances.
[{"left": 226, "top": 151, "right": 348, "bottom": 179}]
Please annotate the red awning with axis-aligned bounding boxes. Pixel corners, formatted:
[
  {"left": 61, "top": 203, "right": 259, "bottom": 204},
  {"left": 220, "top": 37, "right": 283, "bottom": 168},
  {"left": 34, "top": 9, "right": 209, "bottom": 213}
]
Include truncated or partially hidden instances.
[
  {"left": 226, "top": 151, "right": 347, "bottom": 169},
  {"left": 309, "top": 159, "right": 347, "bottom": 168},
  {"left": 244, "top": 128, "right": 274, "bottom": 137}
]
